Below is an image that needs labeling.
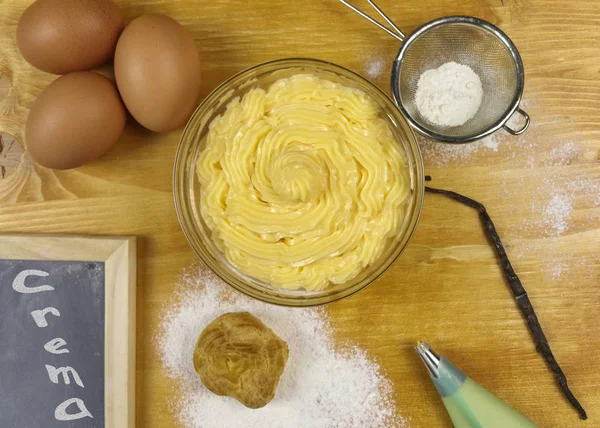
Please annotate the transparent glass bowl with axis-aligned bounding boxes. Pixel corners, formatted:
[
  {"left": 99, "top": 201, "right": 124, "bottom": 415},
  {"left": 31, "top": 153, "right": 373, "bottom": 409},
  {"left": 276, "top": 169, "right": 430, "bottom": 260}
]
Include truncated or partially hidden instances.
[{"left": 174, "top": 58, "right": 424, "bottom": 307}]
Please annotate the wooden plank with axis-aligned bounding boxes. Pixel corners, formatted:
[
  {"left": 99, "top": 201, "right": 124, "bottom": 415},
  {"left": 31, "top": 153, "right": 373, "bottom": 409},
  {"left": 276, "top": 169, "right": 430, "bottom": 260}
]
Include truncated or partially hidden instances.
[
  {"left": 103, "top": 237, "right": 137, "bottom": 428},
  {"left": 0, "top": 233, "right": 131, "bottom": 261}
]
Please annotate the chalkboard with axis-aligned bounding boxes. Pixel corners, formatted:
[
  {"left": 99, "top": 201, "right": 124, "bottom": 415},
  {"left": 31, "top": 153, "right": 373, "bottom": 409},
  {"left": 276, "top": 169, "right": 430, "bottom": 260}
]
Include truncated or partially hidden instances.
[
  {"left": 0, "top": 260, "right": 105, "bottom": 427},
  {"left": 0, "top": 234, "right": 136, "bottom": 428}
]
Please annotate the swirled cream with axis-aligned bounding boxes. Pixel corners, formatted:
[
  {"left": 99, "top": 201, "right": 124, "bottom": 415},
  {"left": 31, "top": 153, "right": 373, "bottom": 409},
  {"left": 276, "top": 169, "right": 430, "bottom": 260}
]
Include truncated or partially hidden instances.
[{"left": 197, "top": 74, "right": 410, "bottom": 290}]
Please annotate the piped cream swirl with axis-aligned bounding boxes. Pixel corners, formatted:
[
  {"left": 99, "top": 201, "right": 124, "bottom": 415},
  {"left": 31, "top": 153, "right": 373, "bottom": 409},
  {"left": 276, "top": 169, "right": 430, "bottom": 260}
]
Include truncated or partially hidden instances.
[{"left": 197, "top": 74, "right": 410, "bottom": 290}]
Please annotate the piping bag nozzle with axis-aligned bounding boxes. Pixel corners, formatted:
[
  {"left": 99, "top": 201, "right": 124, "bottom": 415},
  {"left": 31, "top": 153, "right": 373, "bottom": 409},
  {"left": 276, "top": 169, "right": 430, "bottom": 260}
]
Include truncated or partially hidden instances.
[{"left": 415, "top": 340, "right": 539, "bottom": 428}]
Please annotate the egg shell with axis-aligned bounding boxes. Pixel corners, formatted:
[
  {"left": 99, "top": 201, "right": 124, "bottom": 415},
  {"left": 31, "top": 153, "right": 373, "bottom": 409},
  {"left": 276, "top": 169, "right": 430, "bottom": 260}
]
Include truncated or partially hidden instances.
[
  {"left": 26, "top": 71, "right": 126, "bottom": 170},
  {"left": 114, "top": 14, "right": 201, "bottom": 132},
  {"left": 17, "top": 0, "right": 124, "bottom": 74}
]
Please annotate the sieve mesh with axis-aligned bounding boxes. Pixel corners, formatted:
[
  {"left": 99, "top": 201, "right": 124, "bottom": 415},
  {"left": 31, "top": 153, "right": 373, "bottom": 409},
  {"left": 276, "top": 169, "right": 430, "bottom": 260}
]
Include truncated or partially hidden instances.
[{"left": 397, "top": 22, "right": 519, "bottom": 139}]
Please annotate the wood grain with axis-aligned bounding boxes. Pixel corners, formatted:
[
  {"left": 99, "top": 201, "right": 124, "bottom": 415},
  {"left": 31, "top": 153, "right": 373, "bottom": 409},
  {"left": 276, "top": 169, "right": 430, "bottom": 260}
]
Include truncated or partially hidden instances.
[
  {"left": 1, "top": 0, "right": 599, "bottom": 427},
  {"left": 104, "top": 236, "right": 136, "bottom": 428},
  {"left": 0, "top": 234, "right": 136, "bottom": 427}
]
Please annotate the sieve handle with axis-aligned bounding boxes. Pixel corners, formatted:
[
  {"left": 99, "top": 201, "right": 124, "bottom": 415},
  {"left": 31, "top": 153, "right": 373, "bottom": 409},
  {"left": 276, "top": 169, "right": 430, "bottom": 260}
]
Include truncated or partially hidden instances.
[
  {"left": 338, "top": 0, "right": 406, "bottom": 41},
  {"left": 503, "top": 108, "right": 530, "bottom": 135}
]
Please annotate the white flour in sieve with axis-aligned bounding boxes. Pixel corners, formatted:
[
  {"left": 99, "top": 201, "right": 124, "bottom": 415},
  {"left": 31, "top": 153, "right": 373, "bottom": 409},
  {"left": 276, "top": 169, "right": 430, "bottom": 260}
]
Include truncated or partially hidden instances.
[
  {"left": 415, "top": 62, "right": 483, "bottom": 127},
  {"left": 158, "top": 268, "right": 406, "bottom": 428}
]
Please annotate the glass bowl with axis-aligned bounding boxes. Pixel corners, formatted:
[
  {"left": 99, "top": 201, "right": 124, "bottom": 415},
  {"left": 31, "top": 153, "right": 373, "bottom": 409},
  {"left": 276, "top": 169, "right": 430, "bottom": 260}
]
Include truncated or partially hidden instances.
[{"left": 174, "top": 58, "right": 424, "bottom": 307}]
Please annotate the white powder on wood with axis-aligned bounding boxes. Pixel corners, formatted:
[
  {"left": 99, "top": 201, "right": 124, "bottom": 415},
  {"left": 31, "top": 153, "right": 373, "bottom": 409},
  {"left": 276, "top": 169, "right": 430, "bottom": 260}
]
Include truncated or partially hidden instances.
[
  {"left": 417, "top": 98, "right": 587, "bottom": 169},
  {"left": 365, "top": 56, "right": 385, "bottom": 81},
  {"left": 418, "top": 96, "right": 599, "bottom": 282},
  {"left": 415, "top": 62, "right": 483, "bottom": 127},
  {"left": 418, "top": 133, "right": 500, "bottom": 166},
  {"left": 508, "top": 172, "right": 600, "bottom": 240},
  {"left": 158, "top": 268, "right": 406, "bottom": 428},
  {"left": 551, "top": 263, "right": 564, "bottom": 281},
  {"left": 542, "top": 194, "right": 572, "bottom": 236}
]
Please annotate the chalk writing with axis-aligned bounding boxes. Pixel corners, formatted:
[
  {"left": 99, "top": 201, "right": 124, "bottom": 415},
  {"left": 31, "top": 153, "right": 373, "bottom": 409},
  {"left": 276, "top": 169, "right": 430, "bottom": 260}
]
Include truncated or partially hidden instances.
[
  {"left": 12, "top": 268, "right": 94, "bottom": 421},
  {"left": 44, "top": 338, "right": 70, "bottom": 355},
  {"left": 55, "top": 398, "right": 93, "bottom": 421},
  {"left": 31, "top": 307, "right": 61, "bottom": 327},
  {"left": 45, "top": 365, "right": 85, "bottom": 388},
  {"left": 12, "top": 269, "right": 55, "bottom": 293}
]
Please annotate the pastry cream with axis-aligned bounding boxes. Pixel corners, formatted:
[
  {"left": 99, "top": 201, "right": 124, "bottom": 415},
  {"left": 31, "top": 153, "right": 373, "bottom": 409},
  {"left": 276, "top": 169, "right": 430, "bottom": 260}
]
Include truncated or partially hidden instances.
[{"left": 197, "top": 74, "right": 410, "bottom": 290}]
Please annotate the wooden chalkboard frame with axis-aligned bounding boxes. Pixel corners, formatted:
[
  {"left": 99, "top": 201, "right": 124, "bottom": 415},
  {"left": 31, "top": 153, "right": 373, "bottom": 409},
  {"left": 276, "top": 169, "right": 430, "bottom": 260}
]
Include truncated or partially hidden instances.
[{"left": 0, "top": 234, "right": 136, "bottom": 428}]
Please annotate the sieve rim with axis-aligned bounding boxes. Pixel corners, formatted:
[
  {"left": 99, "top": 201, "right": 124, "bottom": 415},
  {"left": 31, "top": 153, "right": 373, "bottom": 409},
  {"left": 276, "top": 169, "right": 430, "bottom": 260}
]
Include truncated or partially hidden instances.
[{"left": 390, "top": 16, "right": 525, "bottom": 143}]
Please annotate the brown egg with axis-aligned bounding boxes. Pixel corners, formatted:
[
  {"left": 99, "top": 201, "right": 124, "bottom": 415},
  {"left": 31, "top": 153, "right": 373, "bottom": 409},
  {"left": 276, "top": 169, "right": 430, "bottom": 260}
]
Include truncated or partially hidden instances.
[
  {"left": 26, "top": 72, "right": 126, "bottom": 170},
  {"left": 17, "top": 0, "right": 123, "bottom": 74},
  {"left": 114, "top": 14, "right": 201, "bottom": 132}
]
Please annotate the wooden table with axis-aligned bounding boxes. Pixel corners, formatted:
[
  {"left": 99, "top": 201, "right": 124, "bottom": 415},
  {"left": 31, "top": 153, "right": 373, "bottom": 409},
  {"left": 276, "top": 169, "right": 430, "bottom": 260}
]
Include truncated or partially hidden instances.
[{"left": 1, "top": 0, "right": 598, "bottom": 426}]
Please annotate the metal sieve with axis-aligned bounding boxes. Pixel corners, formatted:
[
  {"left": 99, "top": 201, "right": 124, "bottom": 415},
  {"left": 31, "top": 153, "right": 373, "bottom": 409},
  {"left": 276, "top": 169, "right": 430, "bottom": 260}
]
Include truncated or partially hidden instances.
[{"left": 340, "top": 1, "right": 530, "bottom": 143}]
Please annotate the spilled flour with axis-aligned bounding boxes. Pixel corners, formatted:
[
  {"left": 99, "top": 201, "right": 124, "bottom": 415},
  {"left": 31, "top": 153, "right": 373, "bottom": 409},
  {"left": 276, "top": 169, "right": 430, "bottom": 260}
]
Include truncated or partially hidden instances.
[
  {"left": 419, "top": 97, "right": 600, "bottom": 281},
  {"left": 419, "top": 133, "right": 500, "bottom": 165},
  {"left": 542, "top": 194, "right": 573, "bottom": 236},
  {"left": 364, "top": 56, "right": 385, "bottom": 81},
  {"left": 158, "top": 269, "right": 405, "bottom": 428}
]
